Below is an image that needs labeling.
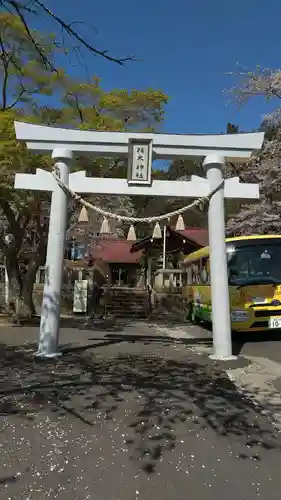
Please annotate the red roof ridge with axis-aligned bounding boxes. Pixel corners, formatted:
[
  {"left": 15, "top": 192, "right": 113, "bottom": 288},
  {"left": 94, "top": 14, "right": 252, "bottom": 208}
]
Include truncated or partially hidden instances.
[{"left": 88, "top": 237, "right": 142, "bottom": 263}]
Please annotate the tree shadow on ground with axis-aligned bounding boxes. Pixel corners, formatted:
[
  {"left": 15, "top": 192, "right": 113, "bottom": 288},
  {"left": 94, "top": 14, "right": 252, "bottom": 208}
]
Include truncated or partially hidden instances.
[
  {"left": 15, "top": 315, "right": 127, "bottom": 331},
  {"left": 7, "top": 312, "right": 194, "bottom": 331},
  {"left": 0, "top": 339, "right": 280, "bottom": 475}
]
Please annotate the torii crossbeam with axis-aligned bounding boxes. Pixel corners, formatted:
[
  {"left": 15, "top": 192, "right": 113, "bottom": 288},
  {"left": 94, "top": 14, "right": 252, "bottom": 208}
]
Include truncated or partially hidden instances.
[{"left": 13, "top": 122, "right": 264, "bottom": 360}]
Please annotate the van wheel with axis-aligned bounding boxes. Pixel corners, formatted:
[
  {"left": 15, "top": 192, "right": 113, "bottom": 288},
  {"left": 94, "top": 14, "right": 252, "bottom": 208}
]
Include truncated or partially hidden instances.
[{"left": 191, "top": 306, "right": 199, "bottom": 324}]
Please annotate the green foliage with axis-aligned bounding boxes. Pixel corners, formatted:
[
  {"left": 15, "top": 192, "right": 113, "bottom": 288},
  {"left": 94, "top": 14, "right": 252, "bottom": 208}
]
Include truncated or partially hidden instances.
[
  {"left": 0, "top": 13, "right": 66, "bottom": 111},
  {"left": 56, "top": 76, "right": 168, "bottom": 132},
  {"left": 0, "top": 109, "right": 50, "bottom": 209}
]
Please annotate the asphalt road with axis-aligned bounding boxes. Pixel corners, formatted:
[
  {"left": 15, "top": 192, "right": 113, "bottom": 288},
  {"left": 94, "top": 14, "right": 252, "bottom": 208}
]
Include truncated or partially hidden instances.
[
  {"left": 232, "top": 329, "right": 281, "bottom": 363},
  {"left": 0, "top": 325, "right": 281, "bottom": 499},
  {"left": 183, "top": 318, "right": 281, "bottom": 364}
]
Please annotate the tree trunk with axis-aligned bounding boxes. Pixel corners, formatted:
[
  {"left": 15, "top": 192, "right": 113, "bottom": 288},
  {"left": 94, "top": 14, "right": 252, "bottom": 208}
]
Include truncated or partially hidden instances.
[
  {"left": 21, "top": 276, "right": 36, "bottom": 317},
  {"left": 5, "top": 253, "right": 22, "bottom": 322},
  {"left": 5, "top": 253, "right": 39, "bottom": 322},
  {"left": 22, "top": 260, "right": 39, "bottom": 316}
]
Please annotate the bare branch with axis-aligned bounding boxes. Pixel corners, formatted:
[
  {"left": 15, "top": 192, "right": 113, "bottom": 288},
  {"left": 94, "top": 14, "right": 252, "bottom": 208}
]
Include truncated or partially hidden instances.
[
  {"left": 74, "top": 93, "right": 84, "bottom": 124},
  {"left": 5, "top": 87, "right": 26, "bottom": 110},
  {"left": 8, "top": 0, "right": 56, "bottom": 72},
  {"left": 2, "top": 0, "right": 134, "bottom": 68},
  {"left": 0, "top": 49, "right": 8, "bottom": 110},
  {"left": 32, "top": 0, "right": 134, "bottom": 65}
]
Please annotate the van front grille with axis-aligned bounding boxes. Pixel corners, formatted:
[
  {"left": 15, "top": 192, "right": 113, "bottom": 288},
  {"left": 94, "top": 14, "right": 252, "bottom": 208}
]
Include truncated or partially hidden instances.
[
  {"left": 255, "top": 309, "right": 281, "bottom": 318},
  {"left": 250, "top": 321, "right": 269, "bottom": 328}
]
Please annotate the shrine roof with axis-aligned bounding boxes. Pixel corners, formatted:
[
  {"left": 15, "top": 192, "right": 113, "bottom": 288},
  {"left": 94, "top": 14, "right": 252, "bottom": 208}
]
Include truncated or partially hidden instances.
[
  {"left": 130, "top": 227, "right": 208, "bottom": 253},
  {"left": 176, "top": 228, "right": 209, "bottom": 248}
]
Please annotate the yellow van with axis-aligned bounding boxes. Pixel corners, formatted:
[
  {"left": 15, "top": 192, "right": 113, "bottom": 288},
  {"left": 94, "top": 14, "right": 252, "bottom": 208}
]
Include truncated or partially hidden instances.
[{"left": 182, "top": 235, "right": 281, "bottom": 331}]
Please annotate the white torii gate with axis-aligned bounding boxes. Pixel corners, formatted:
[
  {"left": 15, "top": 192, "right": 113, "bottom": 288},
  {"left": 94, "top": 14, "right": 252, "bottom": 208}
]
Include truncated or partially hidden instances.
[{"left": 13, "top": 121, "right": 264, "bottom": 360}]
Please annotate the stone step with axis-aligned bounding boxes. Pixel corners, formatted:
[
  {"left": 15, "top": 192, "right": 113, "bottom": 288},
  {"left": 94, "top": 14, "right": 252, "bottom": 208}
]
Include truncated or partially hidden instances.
[
  {"left": 111, "top": 304, "right": 146, "bottom": 308},
  {"left": 109, "top": 296, "right": 146, "bottom": 301},
  {"left": 106, "top": 302, "right": 147, "bottom": 310},
  {"left": 109, "top": 296, "right": 146, "bottom": 303},
  {"left": 107, "top": 309, "right": 146, "bottom": 314},
  {"left": 105, "top": 289, "right": 148, "bottom": 319},
  {"left": 107, "top": 311, "right": 147, "bottom": 319}
]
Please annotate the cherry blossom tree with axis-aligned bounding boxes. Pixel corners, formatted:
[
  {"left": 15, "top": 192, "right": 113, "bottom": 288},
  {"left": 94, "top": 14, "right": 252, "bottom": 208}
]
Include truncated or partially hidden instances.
[{"left": 226, "top": 64, "right": 281, "bottom": 235}]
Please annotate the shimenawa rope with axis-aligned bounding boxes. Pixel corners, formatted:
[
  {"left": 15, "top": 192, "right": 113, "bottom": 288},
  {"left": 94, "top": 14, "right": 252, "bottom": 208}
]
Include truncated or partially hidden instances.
[{"left": 52, "top": 167, "right": 224, "bottom": 224}]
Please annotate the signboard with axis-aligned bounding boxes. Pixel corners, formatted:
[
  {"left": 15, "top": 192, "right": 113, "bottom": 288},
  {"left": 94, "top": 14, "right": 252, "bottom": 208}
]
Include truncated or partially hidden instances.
[
  {"left": 73, "top": 280, "right": 88, "bottom": 313},
  {"left": 127, "top": 139, "right": 152, "bottom": 186}
]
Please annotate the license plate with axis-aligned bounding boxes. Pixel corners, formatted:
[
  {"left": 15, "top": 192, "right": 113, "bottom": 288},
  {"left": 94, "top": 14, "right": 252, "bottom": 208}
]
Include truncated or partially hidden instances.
[{"left": 269, "top": 317, "right": 281, "bottom": 329}]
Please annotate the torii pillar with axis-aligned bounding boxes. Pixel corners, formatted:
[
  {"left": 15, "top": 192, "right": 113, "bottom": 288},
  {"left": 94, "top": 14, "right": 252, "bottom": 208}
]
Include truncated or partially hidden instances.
[{"left": 13, "top": 122, "right": 264, "bottom": 360}]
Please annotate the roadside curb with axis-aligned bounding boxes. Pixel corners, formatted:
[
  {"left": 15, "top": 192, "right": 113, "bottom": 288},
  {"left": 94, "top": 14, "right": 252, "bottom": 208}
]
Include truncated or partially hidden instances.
[
  {"left": 194, "top": 341, "right": 281, "bottom": 430},
  {"left": 178, "top": 337, "right": 281, "bottom": 431}
]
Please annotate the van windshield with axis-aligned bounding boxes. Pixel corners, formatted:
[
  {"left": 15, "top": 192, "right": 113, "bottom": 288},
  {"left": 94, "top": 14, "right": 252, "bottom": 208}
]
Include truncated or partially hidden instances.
[{"left": 227, "top": 243, "right": 281, "bottom": 287}]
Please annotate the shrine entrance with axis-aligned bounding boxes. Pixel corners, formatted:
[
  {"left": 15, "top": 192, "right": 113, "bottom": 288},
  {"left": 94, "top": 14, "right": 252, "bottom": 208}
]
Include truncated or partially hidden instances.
[{"left": 13, "top": 121, "right": 264, "bottom": 360}]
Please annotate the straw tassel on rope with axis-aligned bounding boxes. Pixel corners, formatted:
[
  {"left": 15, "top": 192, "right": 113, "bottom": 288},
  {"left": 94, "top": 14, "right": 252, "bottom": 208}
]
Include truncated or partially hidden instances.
[
  {"left": 100, "top": 217, "right": 111, "bottom": 234},
  {"left": 127, "top": 224, "right": 137, "bottom": 241},
  {"left": 152, "top": 222, "right": 162, "bottom": 239},
  {"left": 78, "top": 206, "right": 89, "bottom": 223},
  {"left": 175, "top": 214, "right": 185, "bottom": 231}
]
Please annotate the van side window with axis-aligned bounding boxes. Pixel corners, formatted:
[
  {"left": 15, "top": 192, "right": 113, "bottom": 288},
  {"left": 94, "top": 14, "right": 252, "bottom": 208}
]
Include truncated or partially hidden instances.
[
  {"left": 192, "top": 264, "right": 200, "bottom": 284},
  {"left": 200, "top": 258, "right": 210, "bottom": 284},
  {"left": 186, "top": 266, "right": 192, "bottom": 285}
]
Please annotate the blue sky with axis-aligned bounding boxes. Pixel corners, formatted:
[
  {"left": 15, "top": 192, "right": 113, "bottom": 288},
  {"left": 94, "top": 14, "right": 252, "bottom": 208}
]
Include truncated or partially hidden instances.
[{"left": 38, "top": 0, "right": 281, "bottom": 134}]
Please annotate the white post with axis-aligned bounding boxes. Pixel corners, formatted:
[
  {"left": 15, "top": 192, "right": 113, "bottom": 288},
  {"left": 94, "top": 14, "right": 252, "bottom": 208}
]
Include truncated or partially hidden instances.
[
  {"left": 37, "top": 149, "right": 73, "bottom": 358},
  {"left": 204, "top": 154, "right": 235, "bottom": 360},
  {"left": 4, "top": 262, "right": 9, "bottom": 305},
  {"left": 147, "top": 256, "right": 152, "bottom": 287},
  {"left": 162, "top": 225, "right": 167, "bottom": 270}
]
